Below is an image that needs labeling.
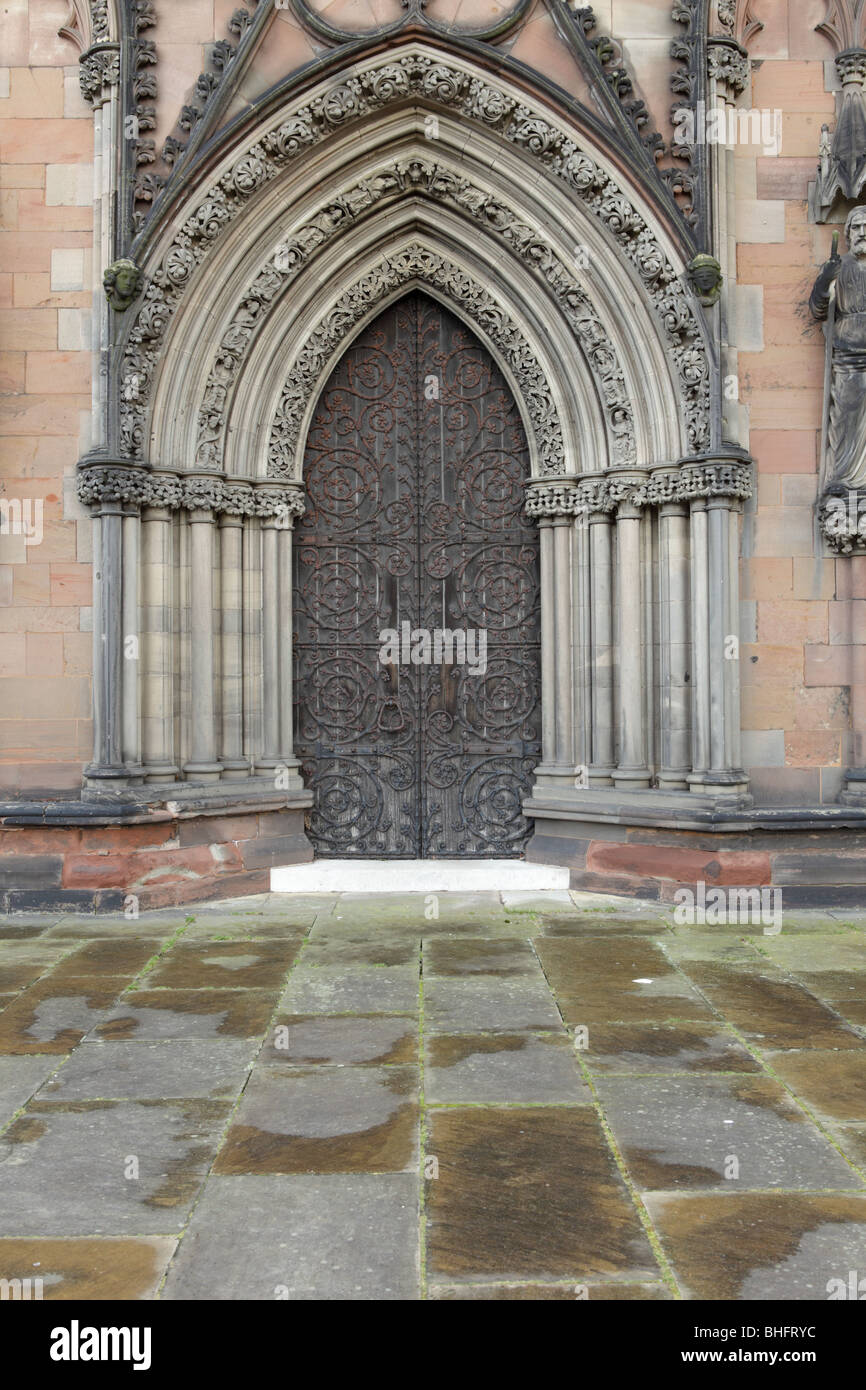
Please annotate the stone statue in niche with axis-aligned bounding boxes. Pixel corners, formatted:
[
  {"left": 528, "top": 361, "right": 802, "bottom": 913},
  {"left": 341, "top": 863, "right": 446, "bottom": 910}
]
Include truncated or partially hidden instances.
[{"left": 811, "top": 207, "right": 866, "bottom": 490}]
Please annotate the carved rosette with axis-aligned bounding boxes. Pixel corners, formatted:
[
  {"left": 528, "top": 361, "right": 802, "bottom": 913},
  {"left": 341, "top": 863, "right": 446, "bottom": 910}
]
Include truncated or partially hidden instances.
[
  {"left": 76, "top": 462, "right": 305, "bottom": 522},
  {"left": 120, "top": 54, "right": 711, "bottom": 472},
  {"left": 819, "top": 490, "right": 866, "bottom": 552}
]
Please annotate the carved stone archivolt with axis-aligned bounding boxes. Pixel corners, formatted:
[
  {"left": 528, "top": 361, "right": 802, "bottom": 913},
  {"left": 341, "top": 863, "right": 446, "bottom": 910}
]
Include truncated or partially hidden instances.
[
  {"left": 120, "top": 52, "right": 711, "bottom": 466},
  {"left": 193, "top": 159, "right": 636, "bottom": 476},
  {"left": 267, "top": 244, "right": 565, "bottom": 480}
]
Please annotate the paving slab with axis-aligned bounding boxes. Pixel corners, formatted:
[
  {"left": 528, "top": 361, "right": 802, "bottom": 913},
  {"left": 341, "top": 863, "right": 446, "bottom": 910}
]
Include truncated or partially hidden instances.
[
  {"left": 535, "top": 938, "right": 714, "bottom": 1024},
  {"left": 765, "top": 1050, "right": 866, "bottom": 1124},
  {"left": 428, "top": 1281, "right": 673, "bottom": 1300},
  {"left": 426, "top": 1106, "right": 658, "bottom": 1281},
  {"left": 265, "top": 1015, "right": 417, "bottom": 1065},
  {"left": 578, "top": 1022, "right": 762, "bottom": 1075},
  {"left": 0, "top": 1100, "right": 231, "bottom": 1235},
  {"left": 424, "top": 937, "right": 541, "bottom": 977},
  {"left": 424, "top": 975, "right": 564, "bottom": 1032},
  {"left": 0, "top": 1055, "right": 64, "bottom": 1124},
  {"left": 595, "top": 1074, "right": 863, "bottom": 1192},
  {"left": 0, "top": 1237, "right": 177, "bottom": 1299},
  {"left": 645, "top": 1193, "right": 866, "bottom": 1299},
  {"left": 35, "top": 1039, "right": 258, "bottom": 1102},
  {"left": 677, "top": 961, "right": 863, "bottom": 1048},
  {"left": 143, "top": 941, "right": 302, "bottom": 990},
  {"left": 279, "top": 964, "right": 420, "bottom": 1015},
  {"left": 48, "top": 939, "right": 163, "bottom": 982},
  {"left": 89, "top": 989, "right": 277, "bottom": 1041},
  {"left": 42, "top": 918, "right": 184, "bottom": 940},
  {"left": 425, "top": 1033, "right": 590, "bottom": 1103},
  {"left": 214, "top": 1065, "right": 418, "bottom": 1174},
  {"left": 0, "top": 981, "right": 122, "bottom": 1055},
  {"left": 160, "top": 1174, "right": 419, "bottom": 1300},
  {"left": 0, "top": 944, "right": 80, "bottom": 993},
  {"left": 295, "top": 937, "right": 419, "bottom": 967}
]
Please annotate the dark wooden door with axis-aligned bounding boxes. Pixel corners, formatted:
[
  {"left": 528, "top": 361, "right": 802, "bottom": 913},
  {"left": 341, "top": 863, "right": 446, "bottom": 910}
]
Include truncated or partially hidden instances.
[{"left": 294, "top": 291, "right": 540, "bottom": 857}]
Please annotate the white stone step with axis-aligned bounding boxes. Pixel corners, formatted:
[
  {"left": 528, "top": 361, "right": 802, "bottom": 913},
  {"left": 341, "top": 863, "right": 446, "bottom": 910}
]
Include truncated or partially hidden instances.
[{"left": 271, "top": 858, "right": 569, "bottom": 893}]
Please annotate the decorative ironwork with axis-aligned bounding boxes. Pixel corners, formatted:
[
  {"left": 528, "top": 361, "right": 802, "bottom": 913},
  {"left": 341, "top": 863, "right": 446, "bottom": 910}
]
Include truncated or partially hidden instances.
[{"left": 294, "top": 292, "right": 541, "bottom": 857}]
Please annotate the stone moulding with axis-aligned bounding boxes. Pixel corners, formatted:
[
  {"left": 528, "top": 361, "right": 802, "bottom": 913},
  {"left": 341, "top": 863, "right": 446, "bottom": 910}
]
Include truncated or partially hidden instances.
[
  {"left": 120, "top": 51, "right": 711, "bottom": 469},
  {"left": 523, "top": 456, "right": 753, "bottom": 518},
  {"left": 819, "top": 489, "right": 866, "bottom": 552},
  {"left": 267, "top": 243, "right": 566, "bottom": 479},
  {"left": 75, "top": 461, "right": 306, "bottom": 520},
  {"left": 195, "top": 158, "right": 637, "bottom": 477}
]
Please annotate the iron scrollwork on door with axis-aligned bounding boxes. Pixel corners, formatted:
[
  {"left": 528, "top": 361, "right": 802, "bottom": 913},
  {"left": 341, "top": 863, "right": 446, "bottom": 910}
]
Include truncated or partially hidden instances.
[{"left": 294, "top": 291, "right": 541, "bottom": 857}]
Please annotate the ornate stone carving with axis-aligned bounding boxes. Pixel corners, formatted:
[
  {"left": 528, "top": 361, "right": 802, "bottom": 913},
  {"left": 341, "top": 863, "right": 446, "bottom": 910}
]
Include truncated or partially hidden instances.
[
  {"left": 819, "top": 489, "right": 866, "bottom": 551},
  {"left": 687, "top": 252, "right": 724, "bottom": 306},
  {"left": 121, "top": 55, "right": 710, "bottom": 466},
  {"left": 812, "top": 43, "right": 866, "bottom": 220},
  {"left": 267, "top": 244, "right": 565, "bottom": 479},
  {"left": 76, "top": 461, "right": 305, "bottom": 521},
  {"left": 78, "top": 43, "right": 119, "bottom": 105},
  {"left": 569, "top": 8, "right": 666, "bottom": 164},
  {"left": 811, "top": 207, "right": 866, "bottom": 492},
  {"left": 707, "top": 39, "right": 751, "bottom": 96},
  {"left": 817, "top": 0, "right": 866, "bottom": 52},
  {"left": 193, "top": 159, "right": 636, "bottom": 473},
  {"left": 523, "top": 458, "right": 752, "bottom": 520},
  {"left": 714, "top": 0, "right": 763, "bottom": 46},
  {"left": 103, "top": 259, "right": 143, "bottom": 311}
]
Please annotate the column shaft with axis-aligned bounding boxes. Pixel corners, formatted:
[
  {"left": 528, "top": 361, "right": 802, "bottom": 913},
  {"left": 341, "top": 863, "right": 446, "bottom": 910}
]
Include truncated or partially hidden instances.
[{"left": 183, "top": 508, "right": 221, "bottom": 781}]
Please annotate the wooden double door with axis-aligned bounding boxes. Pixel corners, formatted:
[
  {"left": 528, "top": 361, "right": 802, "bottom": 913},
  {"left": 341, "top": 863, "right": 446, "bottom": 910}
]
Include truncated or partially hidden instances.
[{"left": 293, "top": 291, "right": 541, "bottom": 857}]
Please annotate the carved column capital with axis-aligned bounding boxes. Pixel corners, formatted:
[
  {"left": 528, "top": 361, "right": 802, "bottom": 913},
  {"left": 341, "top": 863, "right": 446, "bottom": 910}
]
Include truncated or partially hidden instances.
[{"left": 707, "top": 38, "right": 751, "bottom": 98}]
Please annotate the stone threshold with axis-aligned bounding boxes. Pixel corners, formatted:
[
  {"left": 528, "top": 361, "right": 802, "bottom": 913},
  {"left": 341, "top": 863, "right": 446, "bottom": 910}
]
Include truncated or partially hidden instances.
[{"left": 271, "top": 859, "right": 570, "bottom": 893}]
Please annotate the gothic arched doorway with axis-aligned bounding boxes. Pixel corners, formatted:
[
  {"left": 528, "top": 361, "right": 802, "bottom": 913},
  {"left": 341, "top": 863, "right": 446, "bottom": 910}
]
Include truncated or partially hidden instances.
[{"left": 293, "top": 291, "right": 541, "bottom": 857}]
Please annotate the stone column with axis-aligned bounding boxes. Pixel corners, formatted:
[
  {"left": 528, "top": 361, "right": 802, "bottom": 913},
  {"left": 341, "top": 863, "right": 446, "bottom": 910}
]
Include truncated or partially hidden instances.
[
  {"left": 524, "top": 483, "right": 578, "bottom": 793},
  {"left": 657, "top": 491, "right": 691, "bottom": 790},
  {"left": 686, "top": 458, "right": 751, "bottom": 797},
  {"left": 553, "top": 516, "right": 574, "bottom": 770},
  {"left": 121, "top": 503, "right": 143, "bottom": 779},
  {"left": 219, "top": 508, "right": 249, "bottom": 779},
  {"left": 613, "top": 481, "right": 651, "bottom": 789},
  {"left": 83, "top": 490, "right": 125, "bottom": 785},
  {"left": 537, "top": 516, "right": 557, "bottom": 773},
  {"left": 586, "top": 504, "right": 615, "bottom": 785},
  {"left": 182, "top": 503, "right": 222, "bottom": 783},
  {"left": 141, "top": 502, "right": 179, "bottom": 782},
  {"left": 255, "top": 487, "right": 305, "bottom": 788}
]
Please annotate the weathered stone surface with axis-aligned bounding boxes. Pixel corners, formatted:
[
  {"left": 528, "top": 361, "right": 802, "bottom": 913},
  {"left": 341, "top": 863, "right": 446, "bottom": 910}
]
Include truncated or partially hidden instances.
[
  {"left": 144, "top": 941, "right": 302, "bottom": 990},
  {"left": 578, "top": 1022, "right": 762, "bottom": 1075},
  {"left": 535, "top": 938, "right": 714, "bottom": 1023},
  {"left": 425, "top": 1033, "right": 589, "bottom": 1103},
  {"left": 214, "top": 1065, "right": 418, "bottom": 1174},
  {"left": 424, "top": 938, "right": 541, "bottom": 977},
  {"left": 90, "top": 989, "right": 277, "bottom": 1041},
  {"left": 160, "top": 1175, "right": 419, "bottom": 1300},
  {"left": 765, "top": 1051, "right": 866, "bottom": 1124},
  {"left": 0, "top": 1100, "right": 231, "bottom": 1235},
  {"left": 677, "top": 961, "right": 863, "bottom": 1048},
  {"left": 265, "top": 1015, "right": 417, "bottom": 1066},
  {"left": 424, "top": 975, "right": 564, "bottom": 1033},
  {"left": 426, "top": 1107, "right": 657, "bottom": 1281},
  {"left": 35, "top": 1039, "right": 258, "bottom": 1101},
  {"left": 646, "top": 1193, "right": 866, "bottom": 1300},
  {"left": 594, "top": 1075, "right": 863, "bottom": 1191},
  {"left": 49, "top": 939, "right": 162, "bottom": 981},
  {"left": 279, "top": 965, "right": 420, "bottom": 1015},
  {"left": 428, "top": 1281, "right": 672, "bottom": 1300},
  {"left": 0, "top": 1237, "right": 177, "bottom": 1299},
  {"left": 0, "top": 981, "right": 121, "bottom": 1054},
  {"left": 0, "top": 1054, "right": 62, "bottom": 1121},
  {"left": 0, "top": 944, "right": 77, "bottom": 992}
]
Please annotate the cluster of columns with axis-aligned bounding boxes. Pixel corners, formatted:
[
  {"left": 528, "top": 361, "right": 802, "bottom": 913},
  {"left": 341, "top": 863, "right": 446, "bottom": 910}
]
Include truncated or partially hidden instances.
[
  {"left": 526, "top": 457, "right": 751, "bottom": 805},
  {"left": 79, "top": 464, "right": 307, "bottom": 794}
]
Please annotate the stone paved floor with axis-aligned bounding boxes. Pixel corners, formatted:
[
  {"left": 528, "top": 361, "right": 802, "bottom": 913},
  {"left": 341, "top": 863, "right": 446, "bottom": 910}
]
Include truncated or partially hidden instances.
[{"left": 0, "top": 890, "right": 865, "bottom": 1300}]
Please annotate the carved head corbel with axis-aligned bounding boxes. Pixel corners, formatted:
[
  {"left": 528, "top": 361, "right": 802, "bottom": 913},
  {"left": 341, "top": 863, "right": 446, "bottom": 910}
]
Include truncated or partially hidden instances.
[
  {"left": 103, "top": 258, "right": 142, "bottom": 311},
  {"left": 687, "top": 253, "right": 724, "bottom": 307}
]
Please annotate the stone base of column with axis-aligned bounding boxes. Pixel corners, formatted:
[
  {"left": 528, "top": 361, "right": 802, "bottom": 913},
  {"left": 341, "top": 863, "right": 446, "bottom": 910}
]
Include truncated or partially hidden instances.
[
  {"left": 687, "top": 770, "right": 750, "bottom": 797},
  {"left": 524, "top": 784, "right": 754, "bottom": 828},
  {"left": 182, "top": 761, "right": 224, "bottom": 783},
  {"left": 83, "top": 764, "right": 143, "bottom": 789},
  {"left": 220, "top": 760, "right": 252, "bottom": 781},
  {"left": 144, "top": 763, "right": 181, "bottom": 784},
  {"left": 840, "top": 769, "right": 866, "bottom": 805},
  {"left": 612, "top": 767, "right": 652, "bottom": 790}
]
